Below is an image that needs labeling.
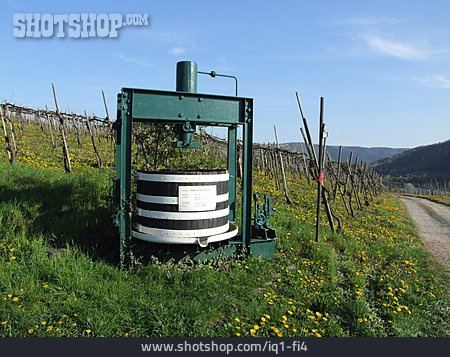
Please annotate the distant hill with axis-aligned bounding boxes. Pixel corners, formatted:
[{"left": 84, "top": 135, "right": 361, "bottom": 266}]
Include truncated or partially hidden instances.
[
  {"left": 373, "top": 140, "right": 450, "bottom": 181},
  {"left": 281, "top": 142, "right": 407, "bottom": 163}
]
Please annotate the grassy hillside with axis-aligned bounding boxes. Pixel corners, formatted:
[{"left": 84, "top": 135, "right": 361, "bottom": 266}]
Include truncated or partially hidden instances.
[
  {"left": 374, "top": 140, "right": 450, "bottom": 182},
  {"left": 281, "top": 143, "right": 407, "bottom": 163},
  {"left": 0, "top": 124, "right": 449, "bottom": 337}
]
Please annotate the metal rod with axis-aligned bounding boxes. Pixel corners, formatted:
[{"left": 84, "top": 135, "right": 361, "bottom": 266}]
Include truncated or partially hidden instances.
[{"left": 198, "top": 70, "right": 238, "bottom": 97}]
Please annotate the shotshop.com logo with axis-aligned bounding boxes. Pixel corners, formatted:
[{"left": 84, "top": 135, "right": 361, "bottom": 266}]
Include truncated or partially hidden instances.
[{"left": 13, "top": 13, "right": 150, "bottom": 38}]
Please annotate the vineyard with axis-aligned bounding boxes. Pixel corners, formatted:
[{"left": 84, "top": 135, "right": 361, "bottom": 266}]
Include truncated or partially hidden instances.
[{"left": 1, "top": 99, "right": 450, "bottom": 337}]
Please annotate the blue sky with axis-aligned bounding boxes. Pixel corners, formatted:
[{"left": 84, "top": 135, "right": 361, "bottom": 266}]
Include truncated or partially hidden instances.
[{"left": 1, "top": 0, "right": 449, "bottom": 148}]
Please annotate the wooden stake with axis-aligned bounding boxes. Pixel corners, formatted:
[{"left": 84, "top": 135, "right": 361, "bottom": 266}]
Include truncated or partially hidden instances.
[
  {"left": 85, "top": 112, "right": 103, "bottom": 168},
  {"left": 315, "top": 97, "right": 325, "bottom": 242},
  {"left": 52, "top": 83, "right": 72, "bottom": 173},
  {"left": 6, "top": 112, "right": 18, "bottom": 155},
  {"left": 274, "top": 125, "right": 293, "bottom": 204},
  {"left": 0, "top": 107, "right": 15, "bottom": 164}
]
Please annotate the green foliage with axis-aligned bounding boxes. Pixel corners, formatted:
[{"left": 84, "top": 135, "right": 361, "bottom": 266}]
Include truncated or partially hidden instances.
[
  {"left": 133, "top": 123, "right": 226, "bottom": 171},
  {"left": 375, "top": 139, "right": 450, "bottom": 182},
  {"left": 404, "top": 183, "right": 415, "bottom": 194}
]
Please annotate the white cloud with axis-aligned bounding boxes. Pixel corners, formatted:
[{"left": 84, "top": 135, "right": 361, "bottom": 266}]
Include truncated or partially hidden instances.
[
  {"left": 416, "top": 74, "right": 450, "bottom": 88},
  {"left": 170, "top": 47, "right": 185, "bottom": 55},
  {"left": 360, "top": 33, "right": 429, "bottom": 60},
  {"left": 116, "top": 54, "right": 153, "bottom": 67},
  {"left": 334, "top": 17, "right": 403, "bottom": 26}
]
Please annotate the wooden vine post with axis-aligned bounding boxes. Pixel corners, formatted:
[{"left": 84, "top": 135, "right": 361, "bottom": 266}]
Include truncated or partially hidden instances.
[
  {"left": 52, "top": 83, "right": 72, "bottom": 173},
  {"left": 0, "top": 106, "right": 15, "bottom": 164},
  {"left": 274, "top": 125, "right": 293, "bottom": 204},
  {"left": 85, "top": 112, "right": 103, "bottom": 168},
  {"left": 315, "top": 97, "right": 325, "bottom": 243}
]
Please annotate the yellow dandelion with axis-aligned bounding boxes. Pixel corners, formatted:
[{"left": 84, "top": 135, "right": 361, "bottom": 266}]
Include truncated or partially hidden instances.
[
  {"left": 41, "top": 321, "right": 47, "bottom": 326},
  {"left": 234, "top": 317, "right": 240, "bottom": 323},
  {"left": 28, "top": 328, "right": 34, "bottom": 334},
  {"left": 284, "top": 324, "right": 289, "bottom": 329},
  {"left": 288, "top": 310, "right": 293, "bottom": 315},
  {"left": 235, "top": 332, "right": 241, "bottom": 337},
  {"left": 315, "top": 312, "right": 322, "bottom": 318},
  {"left": 12, "top": 297, "right": 19, "bottom": 303},
  {"left": 253, "top": 324, "right": 259, "bottom": 331},
  {"left": 1, "top": 321, "right": 7, "bottom": 325},
  {"left": 10, "top": 256, "right": 16, "bottom": 260},
  {"left": 261, "top": 316, "right": 266, "bottom": 322},
  {"left": 85, "top": 329, "right": 92, "bottom": 334},
  {"left": 250, "top": 328, "right": 256, "bottom": 335}
]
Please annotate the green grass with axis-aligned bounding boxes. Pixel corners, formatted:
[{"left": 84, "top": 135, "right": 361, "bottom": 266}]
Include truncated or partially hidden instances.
[
  {"left": 398, "top": 193, "right": 450, "bottom": 207},
  {"left": 1, "top": 126, "right": 450, "bottom": 337},
  {"left": 420, "top": 195, "right": 450, "bottom": 207}
]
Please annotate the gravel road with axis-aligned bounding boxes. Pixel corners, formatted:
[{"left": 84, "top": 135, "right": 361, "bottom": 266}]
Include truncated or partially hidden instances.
[{"left": 399, "top": 195, "right": 450, "bottom": 277}]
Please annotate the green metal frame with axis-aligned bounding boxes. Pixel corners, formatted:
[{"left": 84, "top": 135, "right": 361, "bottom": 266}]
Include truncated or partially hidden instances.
[{"left": 114, "top": 61, "right": 274, "bottom": 266}]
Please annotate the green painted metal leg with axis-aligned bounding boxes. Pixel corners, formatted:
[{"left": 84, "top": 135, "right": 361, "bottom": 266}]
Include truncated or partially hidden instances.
[
  {"left": 119, "top": 91, "right": 133, "bottom": 268},
  {"left": 227, "top": 125, "right": 237, "bottom": 222},
  {"left": 241, "top": 120, "right": 253, "bottom": 252}
]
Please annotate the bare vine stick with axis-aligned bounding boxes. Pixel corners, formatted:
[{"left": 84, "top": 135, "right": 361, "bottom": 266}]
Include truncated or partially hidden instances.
[
  {"left": 274, "top": 125, "right": 294, "bottom": 204},
  {"left": 52, "top": 83, "right": 72, "bottom": 173},
  {"left": 0, "top": 107, "right": 14, "bottom": 164}
]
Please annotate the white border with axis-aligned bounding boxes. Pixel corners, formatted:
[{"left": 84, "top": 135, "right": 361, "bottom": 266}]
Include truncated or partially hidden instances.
[
  {"left": 136, "top": 172, "right": 229, "bottom": 183},
  {"left": 134, "top": 222, "right": 230, "bottom": 238},
  {"left": 136, "top": 207, "right": 229, "bottom": 220},
  {"left": 136, "top": 192, "right": 229, "bottom": 205},
  {"left": 132, "top": 223, "right": 238, "bottom": 245}
]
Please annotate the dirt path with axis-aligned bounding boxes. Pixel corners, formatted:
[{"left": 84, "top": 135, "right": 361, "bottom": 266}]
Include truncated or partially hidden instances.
[{"left": 399, "top": 196, "right": 450, "bottom": 279}]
